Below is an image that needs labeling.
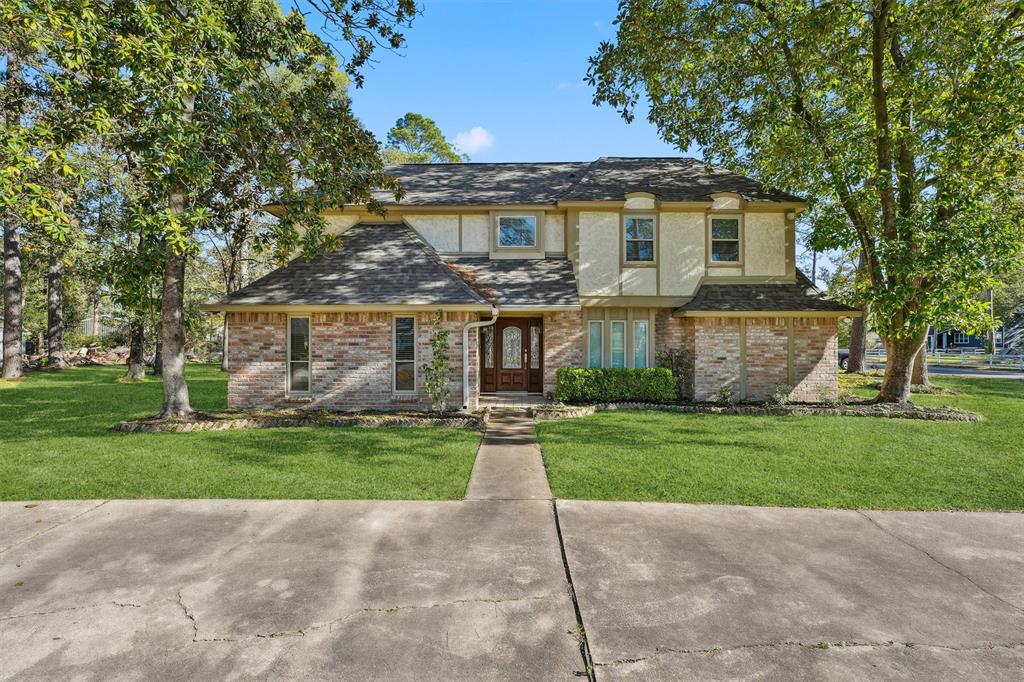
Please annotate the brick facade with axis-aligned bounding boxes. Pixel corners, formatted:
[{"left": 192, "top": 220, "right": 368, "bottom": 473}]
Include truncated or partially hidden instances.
[
  {"left": 692, "top": 318, "right": 742, "bottom": 402},
  {"left": 655, "top": 311, "right": 695, "bottom": 399},
  {"left": 226, "top": 311, "right": 478, "bottom": 411},
  {"left": 790, "top": 318, "right": 839, "bottom": 402},
  {"left": 653, "top": 312, "right": 839, "bottom": 403},
  {"left": 226, "top": 308, "right": 837, "bottom": 410},
  {"left": 744, "top": 318, "right": 790, "bottom": 400},
  {"left": 542, "top": 310, "right": 585, "bottom": 398}
]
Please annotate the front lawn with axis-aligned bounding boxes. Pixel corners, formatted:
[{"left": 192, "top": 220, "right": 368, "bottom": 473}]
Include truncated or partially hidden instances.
[
  {"left": 537, "top": 378, "right": 1024, "bottom": 510},
  {"left": 0, "top": 365, "right": 480, "bottom": 500}
]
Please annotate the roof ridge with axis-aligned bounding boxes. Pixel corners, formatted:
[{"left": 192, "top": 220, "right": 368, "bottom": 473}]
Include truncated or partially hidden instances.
[{"left": 394, "top": 222, "right": 489, "bottom": 305}]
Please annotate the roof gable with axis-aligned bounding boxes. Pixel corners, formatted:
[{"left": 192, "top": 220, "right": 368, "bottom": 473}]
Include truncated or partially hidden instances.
[{"left": 219, "top": 223, "right": 487, "bottom": 307}]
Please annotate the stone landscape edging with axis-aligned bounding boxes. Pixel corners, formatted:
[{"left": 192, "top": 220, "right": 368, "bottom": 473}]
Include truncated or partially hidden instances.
[
  {"left": 110, "top": 412, "right": 487, "bottom": 433},
  {"left": 531, "top": 401, "right": 983, "bottom": 422}
]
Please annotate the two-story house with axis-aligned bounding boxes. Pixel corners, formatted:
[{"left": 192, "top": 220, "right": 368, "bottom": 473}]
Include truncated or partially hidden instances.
[{"left": 204, "top": 157, "right": 859, "bottom": 410}]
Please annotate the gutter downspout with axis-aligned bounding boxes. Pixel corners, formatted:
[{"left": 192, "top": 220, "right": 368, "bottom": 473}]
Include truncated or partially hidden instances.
[{"left": 463, "top": 306, "right": 500, "bottom": 410}]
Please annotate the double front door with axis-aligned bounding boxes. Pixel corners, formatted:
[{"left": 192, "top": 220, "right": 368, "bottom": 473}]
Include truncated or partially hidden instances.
[{"left": 480, "top": 318, "right": 542, "bottom": 393}]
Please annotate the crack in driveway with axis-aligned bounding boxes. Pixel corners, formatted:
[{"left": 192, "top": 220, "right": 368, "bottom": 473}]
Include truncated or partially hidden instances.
[
  {"left": 0, "top": 500, "right": 110, "bottom": 556},
  {"left": 856, "top": 510, "right": 1024, "bottom": 615},
  {"left": 594, "top": 640, "right": 1024, "bottom": 668},
  {"left": 173, "top": 591, "right": 563, "bottom": 643}
]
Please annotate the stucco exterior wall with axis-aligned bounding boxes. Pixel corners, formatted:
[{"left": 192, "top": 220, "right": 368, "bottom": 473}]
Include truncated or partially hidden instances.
[
  {"left": 621, "top": 267, "right": 657, "bottom": 296},
  {"left": 577, "top": 211, "right": 620, "bottom": 296},
  {"left": 324, "top": 214, "right": 361, "bottom": 235},
  {"left": 544, "top": 214, "right": 565, "bottom": 253},
  {"left": 461, "top": 214, "right": 489, "bottom": 252},
  {"left": 226, "top": 311, "right": 478, "bottom": 411},
  {"left": 657, "top": 212, "right": 704, "bottom": 296},
  {"left": 744, "top": 212, "right": 787, "bottom": 276},
  {"left": 405, "top": 215, "right": 460, "bottom": 253}
]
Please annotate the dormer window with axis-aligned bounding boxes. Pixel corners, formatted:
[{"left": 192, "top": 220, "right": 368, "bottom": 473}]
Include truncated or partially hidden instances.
[
  {"left": 624, "top": 215, "right": 656, "bottom": 263},
  {"left": 497, "top": 215, "right": 537, "bottom": 248}
]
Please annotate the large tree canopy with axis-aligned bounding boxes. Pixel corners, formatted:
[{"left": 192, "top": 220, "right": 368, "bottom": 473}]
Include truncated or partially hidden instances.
[
  {"left": 589, "top": 0, "right": 1024, "bottom": 401},
  {"left": 383, "top": 112, "right": 466, "bottom": 164}
]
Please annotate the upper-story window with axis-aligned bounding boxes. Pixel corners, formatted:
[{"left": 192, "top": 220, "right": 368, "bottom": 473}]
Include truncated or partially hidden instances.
[
  {"left": 497, "top": 215, "right": 537, "bottom": 248},
  {"left": 710, "top": 216, "right": 741, "bottom": 263},
  {"left": 624, "top": 215, "right": 655, "bottom": 263}
]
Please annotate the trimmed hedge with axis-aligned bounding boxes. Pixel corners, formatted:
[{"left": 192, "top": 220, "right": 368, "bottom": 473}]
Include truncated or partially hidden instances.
[{"left": 555, "top": 367, "right": 677, "bottom": 403}]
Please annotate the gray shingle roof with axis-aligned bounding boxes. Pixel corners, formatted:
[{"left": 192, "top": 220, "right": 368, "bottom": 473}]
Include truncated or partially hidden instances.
[
  {"left": 443, "top": 257, "right": 580, "bottom": 307},
  {"left": 373, "top": 162, "right": 590, "bottom": 205},
  {"left": 675, "top": 271, "right": 859, "bottom": 314},
  {"left": 563, "top": 157, "right": 803, "bottom": 203},
  {"left": 218, "top": 223, "right": 486, "bottom": 306},
  {"left": 370, "top": 157, "right": 801, "bottom": 206}
]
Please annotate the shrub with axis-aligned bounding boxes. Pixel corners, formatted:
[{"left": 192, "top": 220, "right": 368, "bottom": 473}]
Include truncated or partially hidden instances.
[
  {"left": 555, "top": 367, "right": 677, "bottom": 403},
  {"left": 420, "top": 311, "right": 452, "bottom": 412},
  {"left": 656, "top": 346, "right": 692, "bottom": 400}
]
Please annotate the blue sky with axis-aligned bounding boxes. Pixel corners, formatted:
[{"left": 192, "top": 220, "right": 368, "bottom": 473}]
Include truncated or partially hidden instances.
[{"left": 319, "top": 0, "right": 695, "bottom": 162}]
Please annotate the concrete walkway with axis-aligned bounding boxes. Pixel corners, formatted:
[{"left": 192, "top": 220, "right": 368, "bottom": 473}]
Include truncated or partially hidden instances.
[{"left": 464, "top": 413, "right": 552, "bottom": 500}]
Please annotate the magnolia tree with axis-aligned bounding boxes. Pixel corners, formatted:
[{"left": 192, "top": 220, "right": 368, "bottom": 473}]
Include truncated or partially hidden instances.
[
  {"left": 589, "top": 0, "right": 1024, "bottom": 402},
  {"left": 67, "top": 0, "right": 412, "bottom": 417}
]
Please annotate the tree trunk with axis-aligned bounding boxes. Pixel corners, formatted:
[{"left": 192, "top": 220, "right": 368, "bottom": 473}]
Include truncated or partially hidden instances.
[
  {"left": 2, "top": 219, "right": 22, "bottom": 379},
  {"left": 126, "top": 318, "right": 146, "bottom": 380},
  {"left": 158, "top": 93, "right": 195, "bottom": 418},
  {"left": 2, "top": 52, "right": 24, "bottom": 380},
  {"left": 220, "top": 315, "right": 229, "bottom": 372},
  {"left": 911, "top": 340, "right": 930, "bottom": 386},
  {"left": 848, "top": 309, "right": 868, "bottom": 373},
  {"left": 153, "top": 333, "right": 162, "bottom": 376},
  {"left": 847, "top": 252, "right": 869, "bottom": 374},
  {"left": 159, "top": 242, "right": 192, "bottom": 418},
  {"left": 877, "top": 332, "right": 926, "bottom": 403},
  {"left": 46, "top": 252, "right": 67, "bottom": 369}
]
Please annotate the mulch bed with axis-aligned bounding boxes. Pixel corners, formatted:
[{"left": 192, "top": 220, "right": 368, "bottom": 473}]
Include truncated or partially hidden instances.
[
  {"left": 110, "top": 410, "right": 487, "bottom": 433},
  {"left": 532, "top": 401, "right": 983, "bottom": 422}
]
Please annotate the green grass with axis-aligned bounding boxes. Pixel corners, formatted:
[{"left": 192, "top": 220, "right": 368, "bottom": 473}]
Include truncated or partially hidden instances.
[
  {"left": 0, "top": 365, "right": 480, "bottom": 500},
  {"left": 537, "top": 378, "right": 1024, "bottom": 510}
]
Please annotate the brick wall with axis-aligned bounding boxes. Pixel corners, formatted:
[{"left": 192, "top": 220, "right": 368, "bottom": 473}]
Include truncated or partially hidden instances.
[
  {"left": 692, "top": 318, "right": 742, "bottom": 402},
  {"left": 654, "top": 310, "right": 695, "bottom": 399},
  {"left": 791, "top": 317, "right": 839, "bottom": 402},
  {"left": 542, "top": 310, "right": 585, "bottom": 398},
  {"left": 226, "top": 311, "right": 478, "bottom": 411},
  {"left": 744, "top": 318, "right": 790, "bottom": 400}
]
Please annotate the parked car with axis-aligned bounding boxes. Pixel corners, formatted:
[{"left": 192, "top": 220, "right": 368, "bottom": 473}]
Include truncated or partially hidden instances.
[{"left": 838, "top": 348, "right": 850, "bottom": 370}]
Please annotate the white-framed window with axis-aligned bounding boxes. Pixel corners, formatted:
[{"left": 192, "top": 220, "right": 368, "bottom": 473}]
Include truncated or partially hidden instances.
[
  {"left": 633, "top": 320, "right": 649, "bottom": 368},
  {"left": 393, "top": 316, "right": 416, "bottom": 392},
  {"left": 710, "top": 216, "right": 741, "bottom": 263},
  {"left": 587, "top": 321, "right": 603, "bottom": 368},
  {"left": 610, "top": 321, "right": 626, "bottom": 368},
  {"left": 287, "top": 316, "right": 311, "bottom": 393},
  {"left": 496, "top": 215, "right": 538, "bottom": 248},
  {"left": 954, "top": 331, "right": 970, "bottom": 345},
  {"left": 624, "top": 215, "right": 655, "bottom": 262}
]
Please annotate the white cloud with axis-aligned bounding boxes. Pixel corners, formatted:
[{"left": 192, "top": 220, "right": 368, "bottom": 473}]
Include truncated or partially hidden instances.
[{"left": 453, "top": 126, "right": 494, "bottom": 156}]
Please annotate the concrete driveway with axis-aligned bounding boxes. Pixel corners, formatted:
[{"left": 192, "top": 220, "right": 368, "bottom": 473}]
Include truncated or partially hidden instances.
[
  {"left": 1, "top": 500, "right": 583, "bottom": 680},
  {"left": 558, "top": 501, "right": 1024, "bottom": 680},
  {"left": 3, "top": 499, "right": 1022, "bottom": 680}
]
